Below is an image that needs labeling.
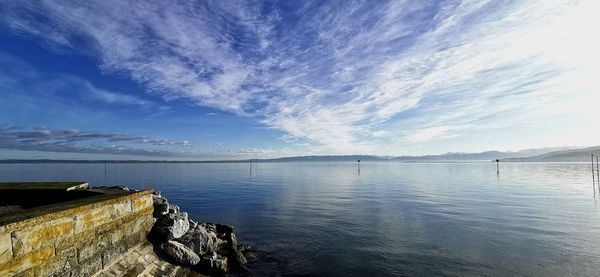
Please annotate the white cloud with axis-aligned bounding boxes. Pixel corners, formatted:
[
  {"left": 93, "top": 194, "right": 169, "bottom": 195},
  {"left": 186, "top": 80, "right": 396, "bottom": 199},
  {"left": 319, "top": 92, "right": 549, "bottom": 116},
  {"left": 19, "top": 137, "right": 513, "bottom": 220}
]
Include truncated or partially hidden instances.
[
  {"left": 86, "top": 84, "right": 153, "bottom": 107},
  {"left": 1, "top": 0, "right": 598, "bottom": 154}
]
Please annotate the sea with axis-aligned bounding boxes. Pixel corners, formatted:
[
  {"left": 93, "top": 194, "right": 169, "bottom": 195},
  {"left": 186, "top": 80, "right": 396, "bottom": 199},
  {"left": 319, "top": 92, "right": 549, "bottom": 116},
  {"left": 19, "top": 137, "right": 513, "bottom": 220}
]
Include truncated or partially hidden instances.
[{"left": 1, "top": 162, "right": 599, "bottom": 276}]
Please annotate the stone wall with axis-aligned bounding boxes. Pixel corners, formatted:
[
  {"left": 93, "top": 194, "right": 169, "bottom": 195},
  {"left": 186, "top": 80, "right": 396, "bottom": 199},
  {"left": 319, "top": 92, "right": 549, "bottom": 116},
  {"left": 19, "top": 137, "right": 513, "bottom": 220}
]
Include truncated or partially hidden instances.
[{"left": 0, "top": 190, "right": 154, "bottom": 276}]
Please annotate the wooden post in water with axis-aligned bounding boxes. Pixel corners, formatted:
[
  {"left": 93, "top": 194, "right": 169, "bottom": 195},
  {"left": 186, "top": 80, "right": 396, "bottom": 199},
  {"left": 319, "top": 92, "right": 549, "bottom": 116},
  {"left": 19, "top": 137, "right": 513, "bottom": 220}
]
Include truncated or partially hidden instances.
[
  {"left": 592, "top": 154, "right": 596, "bottom": 194},
  {"left": 596, "top": 155, "right": 600, "bottom": 192},
  {"left": 104, "top": 160, "right": 108, "bottom": 186},
  {"left": 358, "top": 159, "right": 361, "bottom": 175},
  {"left": 496, "top": 159, "right": 500, "bottom": 175}
]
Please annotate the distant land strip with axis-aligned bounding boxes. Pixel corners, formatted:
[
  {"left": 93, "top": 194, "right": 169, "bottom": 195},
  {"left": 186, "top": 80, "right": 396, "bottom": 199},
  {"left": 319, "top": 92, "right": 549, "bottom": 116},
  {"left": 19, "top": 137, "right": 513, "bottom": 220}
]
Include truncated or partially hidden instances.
[{"left": 0, "top": 145, "right": 599, "bottom": 163}]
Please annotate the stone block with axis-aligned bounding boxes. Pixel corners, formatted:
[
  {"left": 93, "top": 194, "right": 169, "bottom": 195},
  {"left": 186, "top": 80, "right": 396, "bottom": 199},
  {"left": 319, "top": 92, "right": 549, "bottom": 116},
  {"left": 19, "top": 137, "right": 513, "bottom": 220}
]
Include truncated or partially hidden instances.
[
  {"left": 11, "top": 217, "right": 73, "bottom": 257},
  {"left": 55, "top": 230, "right": 94, "bottom": 256},
  {"left": 0, "top": 232, "right": 12, "bottom": 264},
  {"left": 111, "top": 200, "right": 132, "bottom": 219},
  {"left": 131, "top": 195, "right": 153, "bottom": 212},
  {"left": 122, "top": 232, "right": 145, "bottom": 250},
  {"left": 101, "top": 245, "right": 126, "bottom": 269},
  {"left": 77, "top": 234, "right": 112, "bottom": 263},
  {"left": 71, "top": 253, "right": 101, "bottom": 277},
  {"left": 34, "top": 247, "right": 77, "bottom": 277},
  {"left": 95, "top": 217, "right": 124, "bottom": 236},
  {"left": 103, "top": 228, "right": 125, "bottom": 246},
  {"left": 121, "top": 212, "right": 151, "bottom": 235},
  {"left": 0, "top": 246, "right": 54, "bottom": 276},
  {"left": 74, "top": 206, "right": 112, "bottom": 234},
  {"left": 130, "top": 214, "right": 153, "bottom": 235}
]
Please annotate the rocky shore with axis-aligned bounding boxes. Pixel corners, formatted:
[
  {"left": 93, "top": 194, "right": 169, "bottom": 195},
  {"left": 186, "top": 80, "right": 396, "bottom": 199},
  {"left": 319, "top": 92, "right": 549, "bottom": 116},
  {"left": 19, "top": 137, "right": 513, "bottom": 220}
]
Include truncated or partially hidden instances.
[
  {"left": 148, "top": 191, "right": 253, "bottom": 275},
  {"left": 92, "top": 186, "right": 260, "bottom": 275}
]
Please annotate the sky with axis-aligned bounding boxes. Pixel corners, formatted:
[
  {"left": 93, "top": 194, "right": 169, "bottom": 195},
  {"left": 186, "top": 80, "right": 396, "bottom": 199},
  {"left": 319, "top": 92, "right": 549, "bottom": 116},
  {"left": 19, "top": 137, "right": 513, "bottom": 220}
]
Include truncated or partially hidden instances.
[{"left": 0, "top": 0, "right": 598, "bottom": 160}]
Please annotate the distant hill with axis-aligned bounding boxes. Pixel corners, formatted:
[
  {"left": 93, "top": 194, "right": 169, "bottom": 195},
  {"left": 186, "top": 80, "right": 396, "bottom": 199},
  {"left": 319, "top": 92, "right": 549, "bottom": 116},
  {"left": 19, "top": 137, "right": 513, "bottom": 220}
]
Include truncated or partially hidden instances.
[
  {"left": 392, "top": 147, "right": 577, "bottom": 162},
  {"left": 0, "top": 156, "right": 386, "bottom": 163},
  {"left": 0, "top": 146, "right": 592, "bottom": 163},
  {"left": 502, "top": 146, "right": 600, "bottom": 162},
  {"left": 251, "top": 155, "right": 385, "bottom": 162}
]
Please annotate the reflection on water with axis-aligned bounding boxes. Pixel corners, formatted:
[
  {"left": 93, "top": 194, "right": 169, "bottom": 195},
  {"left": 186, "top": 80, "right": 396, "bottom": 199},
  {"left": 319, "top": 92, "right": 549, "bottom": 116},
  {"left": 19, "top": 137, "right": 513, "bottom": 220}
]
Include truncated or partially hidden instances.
[{"left": 1, "top": 162, "right": 599, "bottom": 276}]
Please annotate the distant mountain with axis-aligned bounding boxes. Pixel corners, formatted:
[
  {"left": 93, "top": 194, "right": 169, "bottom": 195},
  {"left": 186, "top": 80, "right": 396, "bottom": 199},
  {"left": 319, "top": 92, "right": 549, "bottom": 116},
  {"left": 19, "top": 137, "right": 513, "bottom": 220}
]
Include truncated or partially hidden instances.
[
  {"left": 392, "top": 147, "right": 578, "bottom": 162},
  {"left": 0, "top": 146, "right": 590, "bottom": 163},
  {"left": 0, "top": 156, "right": 387, "bottom": 163},
  {"left": 502, "top": 146, "right": 600, "bottom": 162},
  {"left": 393, "top": 151, "right": 505, "bottom": 161},
  {"left": 251, "top": 155, "right": 385, "bottom": 162}
]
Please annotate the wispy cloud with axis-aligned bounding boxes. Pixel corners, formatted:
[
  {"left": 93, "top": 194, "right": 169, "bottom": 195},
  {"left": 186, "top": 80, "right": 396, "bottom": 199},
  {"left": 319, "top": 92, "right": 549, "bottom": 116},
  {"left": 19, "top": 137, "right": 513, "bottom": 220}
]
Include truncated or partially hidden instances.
[
  {"left": 1, "top": 0, "right": 597, "bottom": 154},
  {"left": 237, "top": 148, "right": 275, "bottom": 155},
  {"left": 0, "top": 123, "right": 195, "bottom": 157},
  {"left": 86, "top": 84, "right": 153, "bottom": 107}
]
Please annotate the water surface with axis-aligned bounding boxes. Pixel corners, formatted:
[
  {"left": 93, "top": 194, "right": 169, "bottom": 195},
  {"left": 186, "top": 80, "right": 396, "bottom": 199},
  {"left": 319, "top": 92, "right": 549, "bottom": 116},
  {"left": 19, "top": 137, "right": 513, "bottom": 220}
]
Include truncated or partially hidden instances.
[{"left": 1, "top": 162, "right": 598, "bottom": 276}]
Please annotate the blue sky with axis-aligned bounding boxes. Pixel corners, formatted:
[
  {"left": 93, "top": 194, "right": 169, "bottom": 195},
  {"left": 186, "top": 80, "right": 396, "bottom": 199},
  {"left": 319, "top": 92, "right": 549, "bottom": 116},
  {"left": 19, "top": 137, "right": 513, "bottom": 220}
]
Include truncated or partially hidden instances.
[{"left": 0, "top": 0, "right": 598, "bottom": 160}]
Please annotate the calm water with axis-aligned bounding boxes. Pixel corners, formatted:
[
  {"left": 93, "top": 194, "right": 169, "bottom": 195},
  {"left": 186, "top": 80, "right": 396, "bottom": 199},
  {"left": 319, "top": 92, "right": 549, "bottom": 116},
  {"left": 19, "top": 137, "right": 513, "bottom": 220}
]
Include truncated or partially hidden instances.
[{"left": 1, "top": 162, "right": 599, "bottom": 276}]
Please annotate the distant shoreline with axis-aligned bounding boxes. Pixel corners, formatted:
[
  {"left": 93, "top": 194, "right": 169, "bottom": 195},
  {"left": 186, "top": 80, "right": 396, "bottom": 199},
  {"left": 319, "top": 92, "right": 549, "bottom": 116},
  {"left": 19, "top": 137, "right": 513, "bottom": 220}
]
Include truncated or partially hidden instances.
[
  {"left": 1, "top": 145, "right": 597, "bottom": 163},
  {"left": 0, "top": 159, "right": 591, "bottom": 164}
]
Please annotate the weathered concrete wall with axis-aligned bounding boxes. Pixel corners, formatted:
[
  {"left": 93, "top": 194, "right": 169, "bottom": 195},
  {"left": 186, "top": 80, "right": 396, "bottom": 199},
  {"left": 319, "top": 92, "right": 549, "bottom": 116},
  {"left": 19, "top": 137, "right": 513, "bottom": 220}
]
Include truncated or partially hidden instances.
[{"left": 0, "top": 190, "right": 154, "bottom": 277}]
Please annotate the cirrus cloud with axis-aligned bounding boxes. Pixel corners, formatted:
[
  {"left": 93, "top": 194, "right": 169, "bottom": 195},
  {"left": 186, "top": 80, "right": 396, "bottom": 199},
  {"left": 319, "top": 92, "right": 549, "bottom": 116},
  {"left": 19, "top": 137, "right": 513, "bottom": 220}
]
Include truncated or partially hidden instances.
[{"left": 1, "top": 0, "right": 598, "bottom": 154}]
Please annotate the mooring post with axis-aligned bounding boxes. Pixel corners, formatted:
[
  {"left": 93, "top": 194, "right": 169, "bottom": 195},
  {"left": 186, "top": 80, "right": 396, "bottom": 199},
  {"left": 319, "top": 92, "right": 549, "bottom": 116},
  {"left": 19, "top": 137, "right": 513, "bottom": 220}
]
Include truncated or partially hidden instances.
[
  {"left": 592, "top": 154, "right": 596, "bottom": 194},
  {"left": 592, "top": 155, "right": 600, "bottom": 192},
  {"left": 104, "top": 160, "right": 108, "bottom": 186},
  {"left": 496, "top": 159, "right": 500, "bottom": 175}
]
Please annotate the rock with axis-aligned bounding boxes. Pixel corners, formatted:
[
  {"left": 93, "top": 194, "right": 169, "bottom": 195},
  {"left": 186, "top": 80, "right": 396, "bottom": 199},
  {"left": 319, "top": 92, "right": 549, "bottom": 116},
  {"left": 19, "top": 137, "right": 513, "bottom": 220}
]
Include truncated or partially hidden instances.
[
  {"left": 228, "top": 233, "right": 247, "bottom": 265},
  {"left": 213, "top": 255, "right": 228, "bottom": 273},
  {"left": 241, "top": 247, "right": 266, "bottom": 263},
  {"left": 188, "top": 219, "right": 198, "bottom": 230},
  {"left": 238, "top": 244, "right": 250, "bottom": 252},
  {"left": 216, "top": 224, "right": 233, "bottom": 235},
  {"left": 198, "top": 251, "right": 228, "bottom": 274},
  {"left": 161, "top": 240, "right": 201, "bottom": 266},
  {"left": 219, "top": 230, "right": 247, "bottom": 266},
  {"left": 201, "top": 222, "right": 217, "bottom": 233},
  {"left": 176, "top": 224, "right": 225, "bottom": 256},
  {"left": 153, "top": 196, "right": 169, "bottom": 217},
  {"left": 215, "top": 224, "right": 247, "bottom": 266},
  {"left": 149, "top": 191, "right": 255, "bottom": 274},
  {"left": 151, "top": 212, "right": 189, "bottom": 240},
  {"left": 168, "top": 204, "right": 180, "bottom": 214}
]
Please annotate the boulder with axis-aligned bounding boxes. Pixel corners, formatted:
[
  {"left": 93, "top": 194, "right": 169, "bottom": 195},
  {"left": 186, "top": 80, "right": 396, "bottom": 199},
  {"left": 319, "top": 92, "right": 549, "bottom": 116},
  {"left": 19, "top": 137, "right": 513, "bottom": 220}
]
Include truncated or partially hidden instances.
[
  {"left": 241, "top": 246, "right": 266, "bottom": 263},
  {"left": 153, "top": 196, "right": 169, "bottom": 217},
  {"left": 151, "top": 212, "right": 190, "bottom": 240},
  {"left": 215, "top": 224, "right": 247, "bottom": 266},
  {"left": 188, "top": 219, "right": 198, "bottom": 230},
  {"left": 216, "top": 224, "right": 234, "bottom": 235},
  {"left": 168, "top": 204, "right": 180, "bottom": 214},
  {"left": 176, "top": 224, "right": 225, "bottom": 256},
  {"left": 149, "top": 191, "right": 254, "bottom": 274},
  {"left": 161, "top": 240, "right": 201, "bottom": 266},
  {"left": 198, "top": 251, "right": 228, "bottom": 274},
  {"left": 226, "top": 232, "right": 247, "bottom": 266},
  {"left": 216, "top": 230, "right": 246, "bottom": 266}
]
